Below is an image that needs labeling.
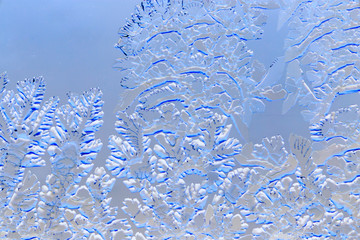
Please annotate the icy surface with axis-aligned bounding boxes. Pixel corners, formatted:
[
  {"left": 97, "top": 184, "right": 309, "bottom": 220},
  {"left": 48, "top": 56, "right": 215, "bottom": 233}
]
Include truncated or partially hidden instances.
[
  {"left": 109, "top": 0, "right": 360, "bottom": 239},
  {"left": 281, "top": 0, "right": 360, "bottom": 124},
  {"left": 0, "top": 73, "right": 131, "bottom": 239},
  {"left": 1, "top": 0, "right": 360, "bottom": 239}
]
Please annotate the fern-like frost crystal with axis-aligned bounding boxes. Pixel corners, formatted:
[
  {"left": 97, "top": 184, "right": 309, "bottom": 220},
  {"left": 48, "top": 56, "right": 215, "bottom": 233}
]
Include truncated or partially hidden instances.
[
  {"left": 108, "top": 0, "right": 360, "bottom": 238},
  {"left": 1, "top": 0, "right": 360, "bottom": 238},
  {"left": 0, "top": 74, "right": 131, "bottom": 239}
]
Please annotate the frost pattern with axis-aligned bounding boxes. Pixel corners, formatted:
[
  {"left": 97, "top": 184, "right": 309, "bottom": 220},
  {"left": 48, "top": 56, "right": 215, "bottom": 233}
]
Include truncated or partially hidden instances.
[
  {"left": 115, "top": 0, "right": 285, "bottom": 128},
  {"left": 108, "top": 0, "right": 360, "bottom": 239},
  {"left": 0, "top": 73, "right": 130, "bottom": 239},
  {"left": 1, "top": 0, "right": 360, "bottom": 239},
  {"left": 281, "top": 0, "right": 360, "bottom": 124}
]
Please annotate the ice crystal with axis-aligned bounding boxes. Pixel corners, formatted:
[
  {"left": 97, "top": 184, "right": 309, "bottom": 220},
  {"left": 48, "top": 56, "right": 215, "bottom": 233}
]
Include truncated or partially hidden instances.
[
  {"left": 114, "top": 0, "right": 286, "bottom": 128},
  {"left": 281, "top": 0, "right": 360, "bottom": 124},
  {"left": 0, "top": 73, "right": 130, "bottom": 239},
  {"left": 109, "top": 0, "right": 360, "bottom": 238}
]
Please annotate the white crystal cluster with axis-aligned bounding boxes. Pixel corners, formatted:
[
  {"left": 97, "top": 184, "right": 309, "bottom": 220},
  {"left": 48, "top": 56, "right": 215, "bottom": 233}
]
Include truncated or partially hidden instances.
[
  {"left": 0, "top": 73, "right": 131, "bottom": 239},
  {"left": 1, "top": 0, "right": 360, "bottom": 239},
  {"left": 109, "top": 0, "right": 360, "bottom": 239}
]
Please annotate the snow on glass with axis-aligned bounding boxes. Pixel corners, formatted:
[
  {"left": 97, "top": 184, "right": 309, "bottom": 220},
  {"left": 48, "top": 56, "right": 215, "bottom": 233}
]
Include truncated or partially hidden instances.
[{"left": 1, "top": 0, "right": 360, "bottom": 239}]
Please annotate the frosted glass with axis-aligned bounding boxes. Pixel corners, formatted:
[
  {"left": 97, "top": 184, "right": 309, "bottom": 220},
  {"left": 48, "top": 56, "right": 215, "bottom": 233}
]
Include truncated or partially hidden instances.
[{"left": 0, "top": 0, "right": 360, "bottom": 239}]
